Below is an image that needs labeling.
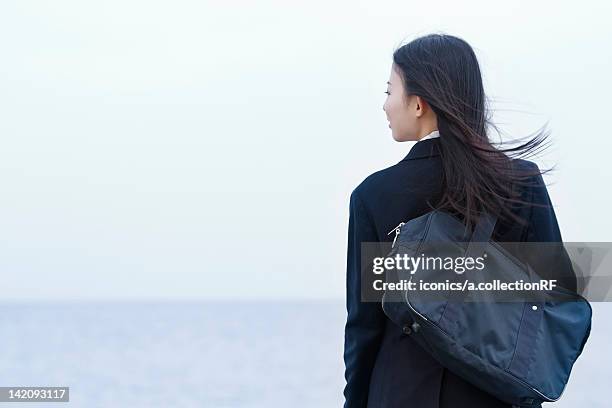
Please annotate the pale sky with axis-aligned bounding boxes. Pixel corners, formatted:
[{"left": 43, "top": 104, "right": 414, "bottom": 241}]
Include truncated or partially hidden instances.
[{"left": 0, "top": 0, "right": 610, "bottom": 301}]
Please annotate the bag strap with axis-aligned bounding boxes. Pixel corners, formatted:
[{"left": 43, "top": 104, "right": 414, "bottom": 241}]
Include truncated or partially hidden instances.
[
  {"left": 444, "top": 212, "right": 499, "bottom": 302},
  {"left": 465, "top": 212, "right": 498, "bottom": 259}
]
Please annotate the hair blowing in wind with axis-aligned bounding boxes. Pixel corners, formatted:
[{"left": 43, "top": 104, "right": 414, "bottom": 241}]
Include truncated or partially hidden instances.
[{"left": 392, "top": 33, "right": 553, "bottom": 232}]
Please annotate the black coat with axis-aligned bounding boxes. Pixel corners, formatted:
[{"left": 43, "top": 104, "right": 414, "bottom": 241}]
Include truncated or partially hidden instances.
[{"left": 343, "top": 137, "right": 573, "bottom": 408}]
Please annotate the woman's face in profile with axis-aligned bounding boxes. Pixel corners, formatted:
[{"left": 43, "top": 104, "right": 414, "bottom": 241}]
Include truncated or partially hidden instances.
[{"left": 383, "top": 64, "right": 420, "bottom": 142}]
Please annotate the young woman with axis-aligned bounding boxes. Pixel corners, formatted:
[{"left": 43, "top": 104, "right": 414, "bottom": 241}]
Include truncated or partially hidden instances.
[{"left": 343, "top": 34, "right": 577, "bottom": 408}]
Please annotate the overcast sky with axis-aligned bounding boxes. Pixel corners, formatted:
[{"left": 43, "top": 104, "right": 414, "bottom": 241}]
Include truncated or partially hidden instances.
[{"left": 0, "top": 0, "right": 610, "bottom": 301}]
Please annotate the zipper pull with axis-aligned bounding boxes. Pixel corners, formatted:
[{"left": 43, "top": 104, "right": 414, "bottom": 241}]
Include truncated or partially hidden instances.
[{"left": 387, "top": 222, "right": 405, "bottom": 248}]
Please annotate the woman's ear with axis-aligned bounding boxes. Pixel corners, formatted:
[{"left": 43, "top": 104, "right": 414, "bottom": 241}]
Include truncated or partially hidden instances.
[{"left": 415, "top": 96, "right": 425, "bottom": 118}]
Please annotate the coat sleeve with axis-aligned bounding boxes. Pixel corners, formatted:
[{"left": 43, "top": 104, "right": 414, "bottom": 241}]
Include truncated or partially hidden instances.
[
  {"left": 343, "top": 189, "right": 386, "bottom": 408},
  {"left": 523, "top": 167, "right": 578, "bottom": 292}
]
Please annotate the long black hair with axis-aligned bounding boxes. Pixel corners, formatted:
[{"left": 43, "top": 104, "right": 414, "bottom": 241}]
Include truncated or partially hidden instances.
[{"left": 392, "top": 33, "right": 553, "bottom": 232}]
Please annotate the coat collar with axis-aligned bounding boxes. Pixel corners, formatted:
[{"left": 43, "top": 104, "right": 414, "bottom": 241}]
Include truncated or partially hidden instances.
[{"left": 400, "top": 137, "right": 441, "bottom": 162}]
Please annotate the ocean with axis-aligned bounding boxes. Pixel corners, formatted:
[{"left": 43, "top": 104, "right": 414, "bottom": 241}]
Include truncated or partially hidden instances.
[{"left": 0, "top": 300, "right": 608, "bottom": 407}]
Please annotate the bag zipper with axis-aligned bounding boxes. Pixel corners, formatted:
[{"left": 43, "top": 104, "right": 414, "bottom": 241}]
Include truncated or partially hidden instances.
[{"left": 387, "top": 222, "right": 406, "bottom": 248}]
